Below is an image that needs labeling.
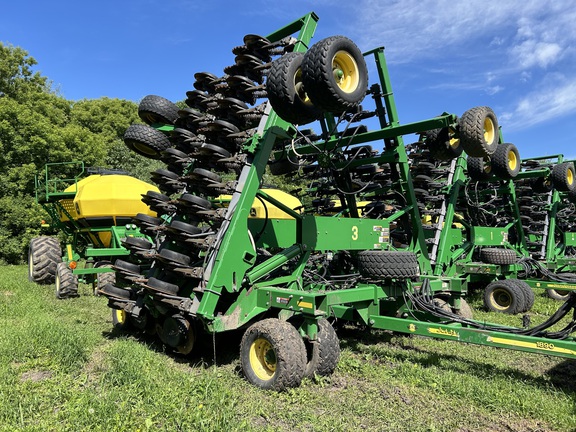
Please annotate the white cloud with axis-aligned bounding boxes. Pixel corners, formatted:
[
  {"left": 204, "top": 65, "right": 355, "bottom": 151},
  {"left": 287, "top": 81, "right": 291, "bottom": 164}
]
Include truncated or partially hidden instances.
[
  {"left": 501, "top": 76, "right": 576, "bottom": 130},
  {"left": 345, "top": 0, "right": 576, "bottom": 131}
]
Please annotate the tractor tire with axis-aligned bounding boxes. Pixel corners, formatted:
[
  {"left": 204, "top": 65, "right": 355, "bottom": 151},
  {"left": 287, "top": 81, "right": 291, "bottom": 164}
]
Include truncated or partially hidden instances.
[
  {"left": 484, "top": 279, "right": 526, "bottom": 314},
  {"left": 480, "top": 248, "right": 517, "bottom": 265},
  {"left": 510, "top": 279, "right": 535, "bottom": 311},
  {"left": 453, "top": 298, "right": 474, "bottom": 319},
  {"left": 491, "top": 143, "right": 520, "bottom": 180},
  {"left": 467, "top": 157, "right": 492, "bottom": 181},
  {"left": 96, "top": 265, "right": 116, "bottom": 296},
  {"left": 28, "top": 236, "right": 61, "bottom": 284},
  {"left": 266, "top": 52, "right": 322, "bottom": 125},
  {"left": 546, "top": 288, "right": 571, "bottom": 301},
  {"left": 240, "top": 318, "right": 306, "bottom": 390},
  {"left": 124, "top": 124, "right": 171, "bottom": 159},
  {"left": 55, "top": 262, "right": 79, "bottom": 299},
  {"left": 433, "top": 297, "right": 453, "bottom": 314},
  {"left": 301, "top": 36, "right": 368, "bottom": 114},
  {"left": 551, "top": 162, "right": 576, "bottom": 192},
  {"left": 459, "top": 106, "right": 499, "bottom": 158},
  {"left": 138, "top": 95, "right": 179, "bottom": 125},
  {"left": 425, "top": 127, "right": 462, "bottom": 161},
  {"left": 357, "top": 250, "right": 420, "bottom": 279},
  {"left": 304, "top": 318, "right": 340, "bottom": 379}
]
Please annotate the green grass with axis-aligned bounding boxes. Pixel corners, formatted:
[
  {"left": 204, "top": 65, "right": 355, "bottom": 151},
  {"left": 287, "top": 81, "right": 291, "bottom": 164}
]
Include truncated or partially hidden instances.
[{"left": 1, "top": 265, "right": 575, "bottom": 431}]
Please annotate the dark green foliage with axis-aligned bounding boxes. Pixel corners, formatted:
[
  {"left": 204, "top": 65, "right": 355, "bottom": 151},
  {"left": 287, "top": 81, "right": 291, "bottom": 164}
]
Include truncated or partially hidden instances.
[{"left": 0, "top": 42, "right": 160, "bottom": 263}]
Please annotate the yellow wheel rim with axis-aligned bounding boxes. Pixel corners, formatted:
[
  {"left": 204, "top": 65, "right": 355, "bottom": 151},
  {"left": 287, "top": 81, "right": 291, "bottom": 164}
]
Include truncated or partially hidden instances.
[
  {"left": 490, "top": 288, "right": 511, "bottom": 310},
  {"left": 28, "top": 255, "right": 34, "bottom": 277},
  {"left": 483, "top": 117, "right": 495, "bottom": 144},
  {"left": 507, "top": 150, "right": 518, "bottom": 171},
  {"left": 332, "top": 50, "right": 359, "bottom": 94},
  {"left": 133, "top": 142, "right": 158, "bottom": 156},
  {"left": 249, "top": 337, "right": 276, "bottom": 381},
  {"left": 294, "top": 68, "right": 312, "bottom": 106},
  {"left": 449, "top": 137, "right": 460, "bottom": 150},
  {"left": 114, "top": 309, "right": 127, "bottom": 325},
  {"left": 567, "top": 168, "right": 574, "bottom": 186}
]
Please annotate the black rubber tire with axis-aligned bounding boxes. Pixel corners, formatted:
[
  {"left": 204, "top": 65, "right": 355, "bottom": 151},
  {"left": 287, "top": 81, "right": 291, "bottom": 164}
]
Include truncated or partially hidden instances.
[
  {"left": 301, "top": 36, "right": 368, "bottom": 114},
  {"left": 177, "top": 194, "right": 212, "bottom": 210},
  {"left": 480, "top": 248, "right": 517, "bottom": 265},
  {"left": 96, "top": 264, "right": 116, "bottom": 295},
  {"left": 28, "top": 236, "right": 61, "bottom": 284},
  {"left": 551, "top": 162, "right": 576, "bottom": 192},
  {"left": 190, "top": 168, "right": 221, "bottom": 183},
  {"left": 267, "top": 52, "right": 322, "bottom": 125},
  {"left": 138, "top": 95, "right": 179, "bottom": 125},
  {"left": 113, "top": 259, "right": 141, "bottom": 276},
  {"left": 146, "top": 277, "right": 180, "bottom": 295},
  {"left": 357, "top": 251, "right": 420, "bottom": 279},
  {"left": 546, "top": 288, "right": 571, "bottom": 301},
  {"left": 304, "top": 319, "right": 340, "bottom": 379},
  {"left": 459, "top": 106, "right": 499, "bottom": 158},
  {"left": 453, "top": 298, "right": 473, "bottom": 319},
  {"left": 167, "top": 220, "right": 203, "bottom": 236},
  {"left": 133, "top": 213, "right": 162, "bottom": 225},
  {"left": 568, "top": 188, "right": 576, "bottom": 204},
  {"left": 510, "top": 279, "right": 535, "bottom": 311},
  {"left": 484, "top": 279, "right": 526, "bottom": 314},
  {"left": 425, "top": 127, "right": 463, "bottom": 161},
  {"left": 467, "top": 157, "right": 492, "bottom": 181},
  {"left": 158, "top": 248, "right": 191, "bottom": 266},
  {"left": 491, "top": 143, "right": 520, "bottom": 180},
  {"left": 124, "top": 124, "right": 172, "bottom": 159},
  {"left": 55, "top": 262, "right": 79, "bottom": 299},
  {"left": 433, "top": 297, "right": 453, "bottom": 314},
  {"left": 240, "top": 318, "right": 307, "bottom": 390},
  {"left": 100, "top": 283, "right": 132, "bottom": 299}
]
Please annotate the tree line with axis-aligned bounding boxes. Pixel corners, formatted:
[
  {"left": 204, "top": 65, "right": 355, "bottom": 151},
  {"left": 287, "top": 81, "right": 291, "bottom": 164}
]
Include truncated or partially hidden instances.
[{"left": 0, "top": 42, "right": 161, "bottom": 263}]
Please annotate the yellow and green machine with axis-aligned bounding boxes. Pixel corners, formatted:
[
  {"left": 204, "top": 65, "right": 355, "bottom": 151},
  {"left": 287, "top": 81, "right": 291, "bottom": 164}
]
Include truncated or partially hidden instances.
[
  {"left": 29, "top": 162, "right": 157, "bottom": 298},
  {"left": 96, "top": 12, "right": 576, "bottom": 390}
]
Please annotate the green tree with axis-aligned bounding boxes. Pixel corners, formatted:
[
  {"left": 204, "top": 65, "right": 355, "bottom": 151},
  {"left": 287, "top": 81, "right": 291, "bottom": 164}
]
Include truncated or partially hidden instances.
[{"left": 0, "top": 42, "right": 159, "bottom": 263}]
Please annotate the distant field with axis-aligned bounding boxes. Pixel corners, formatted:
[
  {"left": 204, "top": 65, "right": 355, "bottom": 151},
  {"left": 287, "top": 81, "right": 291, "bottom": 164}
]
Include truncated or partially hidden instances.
[{"left": 0, "top": 264, "right": 575, "bottom": 431}]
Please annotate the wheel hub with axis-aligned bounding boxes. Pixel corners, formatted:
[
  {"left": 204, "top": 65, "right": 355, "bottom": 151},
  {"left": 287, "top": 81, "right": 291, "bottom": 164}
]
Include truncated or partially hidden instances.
[
  {"left": 483, "top": 117, "right": 495, "bottom": 144},
  {"left": 491, "top": 288, "right": 511, "bottom": 310},
  {"left": 250, "top": 337, "right": 277, "bottom": 381},
  {"left": 332, "top": 50, "right": 359, "bottom": 94}
]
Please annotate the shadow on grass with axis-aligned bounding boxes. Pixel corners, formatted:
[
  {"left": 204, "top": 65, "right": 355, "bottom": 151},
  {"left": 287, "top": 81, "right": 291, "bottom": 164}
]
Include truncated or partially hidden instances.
[
  {"left": 103, "top": 325, "right": 243, "bottom": 369},
  {"left": 337, "top": 324, "right": 576, "bottom": 395}
]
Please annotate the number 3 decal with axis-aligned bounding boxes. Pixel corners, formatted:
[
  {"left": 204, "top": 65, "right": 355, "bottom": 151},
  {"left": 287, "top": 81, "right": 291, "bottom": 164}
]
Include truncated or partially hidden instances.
[{"left": 352, "top": 226, "right": 358, "bottom": 241}]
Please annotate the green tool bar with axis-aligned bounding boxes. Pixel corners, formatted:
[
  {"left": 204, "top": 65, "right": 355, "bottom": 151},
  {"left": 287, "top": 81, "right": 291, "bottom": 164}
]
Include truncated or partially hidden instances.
[
  {"left": 246, "top": 244, "right": 303, "bottom": 284},
  {"left": 273, "top": 115, "right": 457, "bottom": 159},
  {"left": 85, "top": 248, "right": 128, "bottom": 257},
  {"left": 368, "top": 315, "right": 576, "bottom": 359}
]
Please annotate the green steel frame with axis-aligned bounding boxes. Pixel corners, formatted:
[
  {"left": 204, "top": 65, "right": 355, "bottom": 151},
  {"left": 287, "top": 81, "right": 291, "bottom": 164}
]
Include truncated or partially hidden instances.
[{"left": 108, "top": 12, "right": 576, "bottom": 367}]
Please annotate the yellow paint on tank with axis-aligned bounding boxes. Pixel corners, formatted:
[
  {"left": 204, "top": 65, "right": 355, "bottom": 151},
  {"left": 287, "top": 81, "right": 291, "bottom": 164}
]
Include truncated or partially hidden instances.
[{"left": 59, "top": 174, "right": 158, "bottom": 222}]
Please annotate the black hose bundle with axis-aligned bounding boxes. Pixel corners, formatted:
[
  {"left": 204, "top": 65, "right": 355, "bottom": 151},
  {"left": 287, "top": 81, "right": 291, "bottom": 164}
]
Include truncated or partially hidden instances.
[{"left": 408, "top": 278, "right": 576, "bottom": 340}]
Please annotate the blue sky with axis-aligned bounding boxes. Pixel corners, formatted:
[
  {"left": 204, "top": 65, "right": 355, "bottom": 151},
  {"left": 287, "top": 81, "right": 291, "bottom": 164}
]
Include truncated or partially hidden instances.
[{"left": 1, "top": 0, "right": 575, "bottom": 159}]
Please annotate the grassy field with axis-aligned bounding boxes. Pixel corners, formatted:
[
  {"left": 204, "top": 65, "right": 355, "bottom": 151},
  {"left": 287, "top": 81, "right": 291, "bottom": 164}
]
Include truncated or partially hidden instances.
[{"left": 1, "top": 264, "right": 575, "bottom": 431}]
